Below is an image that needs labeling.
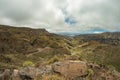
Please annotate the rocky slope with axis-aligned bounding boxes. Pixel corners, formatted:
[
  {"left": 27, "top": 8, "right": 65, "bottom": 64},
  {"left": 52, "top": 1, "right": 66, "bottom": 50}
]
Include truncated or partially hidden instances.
[
  {"left": 74, "top": 32, "right": 120, "bottom": 45},
  {"left": 0, "top": 60, "right": 120, "bottom": 80},
  {"left": 0, "top": 25, "right": 71, "bottom": 68},
  {"left": 0, "top": 25, "right": 120, "bottom": 80},
  {"left": 72, "top": 32, "right": 120, "bottom": 72}
]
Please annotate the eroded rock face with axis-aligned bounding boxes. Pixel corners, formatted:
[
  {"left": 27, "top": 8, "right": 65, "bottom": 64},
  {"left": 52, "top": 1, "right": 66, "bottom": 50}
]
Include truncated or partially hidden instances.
[{"left": 52, "top": 60, "right": 88, "bottom": 79}]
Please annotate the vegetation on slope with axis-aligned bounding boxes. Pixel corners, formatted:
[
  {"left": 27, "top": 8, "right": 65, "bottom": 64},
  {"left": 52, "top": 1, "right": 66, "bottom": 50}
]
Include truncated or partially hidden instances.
[
  {"left": 0, "top": 24, "right": 120, "bottom": 73},
  {"left": 73, "top": 34, "right": 120, "bottom": 72},
  {"left": 0, "top": 25, "right": 71, "bottom": 68}
]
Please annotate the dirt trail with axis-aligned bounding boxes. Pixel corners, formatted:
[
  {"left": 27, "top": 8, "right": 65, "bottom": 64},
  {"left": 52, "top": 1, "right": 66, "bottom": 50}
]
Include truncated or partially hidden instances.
[{"left": 27, "top": 48, "right": 44, "bottom": 57}]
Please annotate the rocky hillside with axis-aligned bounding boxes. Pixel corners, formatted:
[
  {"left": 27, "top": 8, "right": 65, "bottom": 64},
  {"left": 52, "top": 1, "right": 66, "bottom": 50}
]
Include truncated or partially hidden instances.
[
  {"left": 74, "top": 32, "right": 120, "bottom": 45},
  {"left": 0, "top": 25, "right": 72, "bottom": 54},
  {"left": 0, "top": 25, "right": 120, "bottom": 80},
  {"left": 73, "top": 32, "right": 120, "bottom": 72},
  {"left": 0, "top": 60, "right": 120, "bottom": 80},
  {"left": 0, "top": 25, "right": 72, "bottom": 68}
]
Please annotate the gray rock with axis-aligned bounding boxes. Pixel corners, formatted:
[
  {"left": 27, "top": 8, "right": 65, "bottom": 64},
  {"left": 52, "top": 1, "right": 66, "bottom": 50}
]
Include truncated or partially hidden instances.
[{"left": 0, "top": 69, "right": 11, "bottom": 80}]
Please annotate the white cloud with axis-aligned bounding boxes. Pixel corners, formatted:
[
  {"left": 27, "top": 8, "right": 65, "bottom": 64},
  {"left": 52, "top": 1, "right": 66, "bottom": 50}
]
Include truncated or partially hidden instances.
[{"left": 0, "top": 0, "right": 120, "bottom": 33}]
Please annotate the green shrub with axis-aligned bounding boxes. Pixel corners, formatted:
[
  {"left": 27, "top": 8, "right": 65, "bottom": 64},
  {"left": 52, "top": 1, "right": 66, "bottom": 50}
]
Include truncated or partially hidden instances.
[
  {"left": 23, "top": 61, "right": 35, "bottom": 67},
  {"left": 87, "top": 69, "right": 94, "bottom": 76},
  {"left": 47, "top": 56, "right": 59, "bottom": 64}
]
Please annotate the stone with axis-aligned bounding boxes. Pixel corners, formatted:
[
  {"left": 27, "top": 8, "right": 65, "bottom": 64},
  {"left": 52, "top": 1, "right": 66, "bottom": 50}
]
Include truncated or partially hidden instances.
[
  {"left": 11, "top": 69, "right": 22, "bottom": 80},
  {"left": 19, "top": 67, "right": 39, "bottom": 80},
  {"left": 0, "top": 69, "right": 11, "bottom": 80},
  {"left": 52, "top": 60, "right": 88, "bottom": 80}
]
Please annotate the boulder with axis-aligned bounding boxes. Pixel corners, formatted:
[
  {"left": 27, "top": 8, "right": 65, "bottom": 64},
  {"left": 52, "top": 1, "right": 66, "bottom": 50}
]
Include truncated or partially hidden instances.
[
  {"left": 52, "top": 60, "right": 88, "bottom": 79},
  {"left": 19, "top": 67, "right": 40, "bottom": 80},
  {"left": 0, "top": 69, "right": 11, "bottom": 80},
  {"left": 38, "top": 65, "right": 53, "bottom": 75},
  {"left": 19, "top": 66, "right": 53, "bottom": 80},
  {"left": 11, "top": 69, "right": 22, "bottom": 80}
]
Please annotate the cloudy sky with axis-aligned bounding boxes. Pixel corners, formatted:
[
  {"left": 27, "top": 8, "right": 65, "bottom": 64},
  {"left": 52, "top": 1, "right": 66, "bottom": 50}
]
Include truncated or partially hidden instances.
[{"left": 0, "top": 0, "right": 120, "bottom": 33}]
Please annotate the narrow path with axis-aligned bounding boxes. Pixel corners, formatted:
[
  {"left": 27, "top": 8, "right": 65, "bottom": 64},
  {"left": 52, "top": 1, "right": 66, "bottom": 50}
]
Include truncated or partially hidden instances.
[{"left": 26, "top": 48, "right": 44, "bottom": 57}]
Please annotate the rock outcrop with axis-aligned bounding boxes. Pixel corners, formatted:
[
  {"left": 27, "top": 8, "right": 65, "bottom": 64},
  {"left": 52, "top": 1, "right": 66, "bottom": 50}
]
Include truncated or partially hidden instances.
[
  {"left": 19, "top": 66, "right": 53, "bottom": 80},
  {"left": 52, "top": 60, "right": 88, "bottom": 79},
  {"left": 11, "top": 69, "right": 21, "bottom": 80},
  {"left": 0, "top": 60, "right": 120, "bottom": 80},
  {"left": 0, "top": 69, "right": 11, "bottom": 80}
]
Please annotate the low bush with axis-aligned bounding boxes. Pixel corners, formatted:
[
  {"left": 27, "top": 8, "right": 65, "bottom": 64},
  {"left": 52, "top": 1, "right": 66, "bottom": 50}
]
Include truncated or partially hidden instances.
[{"left": 23, "top": 61, "right": 35, "bottom": 67}]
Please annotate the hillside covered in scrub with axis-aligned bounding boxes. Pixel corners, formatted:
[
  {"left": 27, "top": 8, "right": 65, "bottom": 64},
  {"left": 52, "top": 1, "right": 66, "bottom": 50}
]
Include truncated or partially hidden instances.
[
  {"left": 0, "top": 25, "right": 72, "bottom": 68},
  {"left": 73, "top": 32, "right": 120, "bottom": 71},
  {"left": 0, "top": 25, "right": 120, "bottom": 80}
]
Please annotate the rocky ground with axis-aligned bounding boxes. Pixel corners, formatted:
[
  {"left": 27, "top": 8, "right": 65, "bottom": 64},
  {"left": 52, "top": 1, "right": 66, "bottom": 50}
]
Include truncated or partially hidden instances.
[{"left": 0, "top": 60, "right": 120, "bottom": 80}]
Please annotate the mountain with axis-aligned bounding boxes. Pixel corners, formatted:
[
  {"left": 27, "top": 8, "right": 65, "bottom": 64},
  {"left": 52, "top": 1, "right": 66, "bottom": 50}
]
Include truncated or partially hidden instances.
[
  {"left": 0, "top": 25, "right": 120, "bottom": 80},
  {"left": 0, "top": 25, "right": 71, "bottom": 68},
  {"left": 73, "top": 32, "right": 120, "bottom": 71},
  {"left": 74, "top": 32, "right": 120, "bottom": 45}
]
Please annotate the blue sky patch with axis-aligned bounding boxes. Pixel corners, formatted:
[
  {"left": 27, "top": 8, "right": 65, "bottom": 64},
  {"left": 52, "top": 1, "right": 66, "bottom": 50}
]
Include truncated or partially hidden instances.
[{"left": 65, "top": 17, "right": 77, "bottom": 25}]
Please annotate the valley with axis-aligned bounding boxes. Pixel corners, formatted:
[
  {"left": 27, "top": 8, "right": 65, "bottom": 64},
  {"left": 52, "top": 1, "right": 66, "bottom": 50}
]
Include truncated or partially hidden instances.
[{"left": 0, "top": 25, "right": 120, "bottom": 80}]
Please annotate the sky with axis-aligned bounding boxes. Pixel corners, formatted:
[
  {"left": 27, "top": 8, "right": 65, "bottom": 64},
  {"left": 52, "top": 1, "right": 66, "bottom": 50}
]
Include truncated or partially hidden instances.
[{"left": 0, "top": 0, "right": 120, "bottom": 33}]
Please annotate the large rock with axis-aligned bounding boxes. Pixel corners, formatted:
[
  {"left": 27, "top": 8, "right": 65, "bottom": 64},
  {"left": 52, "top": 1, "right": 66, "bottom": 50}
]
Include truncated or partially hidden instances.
[
  {"left": 0, "top": 69, "right": 11, "bottom": 80},
  {"left": 11, "top": 69, "right": 22, "bottom": 80},
  {"left": 19, "top": 66, "right": 53, "bottom": 80},
  {"left": 0, "top": 66, "right": 53, "bottom": 80},
  {"left": 19, "top": 67, "right": 41, "bottom": 80},
  {"left": 52, "top": 60, "right": 88, "bottom": 79}
]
